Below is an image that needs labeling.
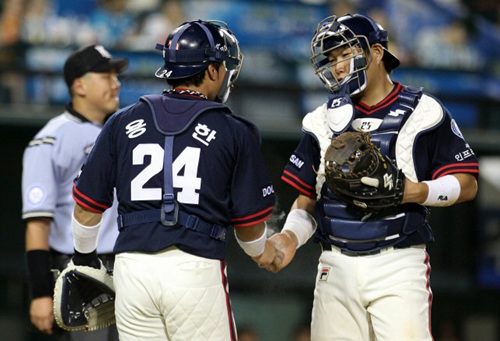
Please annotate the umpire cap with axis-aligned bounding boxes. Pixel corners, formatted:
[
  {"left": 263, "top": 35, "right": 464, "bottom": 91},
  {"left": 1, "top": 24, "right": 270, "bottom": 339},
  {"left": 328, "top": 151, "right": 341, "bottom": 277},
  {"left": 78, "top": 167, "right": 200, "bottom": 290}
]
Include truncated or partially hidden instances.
[{"left": 64, "top": 44, "right": 129, "bottom": 87}]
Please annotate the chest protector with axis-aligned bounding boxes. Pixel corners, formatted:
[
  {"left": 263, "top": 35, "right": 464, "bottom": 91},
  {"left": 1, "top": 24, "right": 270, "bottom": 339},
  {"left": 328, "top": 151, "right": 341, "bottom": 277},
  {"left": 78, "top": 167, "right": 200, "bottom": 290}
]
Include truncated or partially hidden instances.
[
  {"left": 303, "top": 87, "right": 444, "bottom": 254},
  {"left": 116, "top": 95, "right": 233, "bottom": 243}
]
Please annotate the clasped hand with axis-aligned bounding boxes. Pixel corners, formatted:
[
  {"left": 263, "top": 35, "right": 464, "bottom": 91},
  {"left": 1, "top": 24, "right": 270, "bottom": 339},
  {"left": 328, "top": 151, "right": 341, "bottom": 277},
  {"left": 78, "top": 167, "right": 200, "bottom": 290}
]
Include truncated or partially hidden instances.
[{"left": 252, "top": 232, "right": 298, "bottom": 273}]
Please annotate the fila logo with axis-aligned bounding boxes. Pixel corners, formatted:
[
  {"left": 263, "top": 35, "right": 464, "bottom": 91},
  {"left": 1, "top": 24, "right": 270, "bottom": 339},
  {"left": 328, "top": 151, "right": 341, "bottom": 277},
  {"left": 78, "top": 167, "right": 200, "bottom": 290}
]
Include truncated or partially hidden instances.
[
  {"left": 438, "top": 195, "right": 448, "bottom": 201},
  {"left": 319, "top": 267, "right": 330, "bottom": 281},
  {"left": 383, "top": 173, "right": 393, "bottom": 190},
  {"left": 388, "top": 109, "right": 406, "bottom": 117}
]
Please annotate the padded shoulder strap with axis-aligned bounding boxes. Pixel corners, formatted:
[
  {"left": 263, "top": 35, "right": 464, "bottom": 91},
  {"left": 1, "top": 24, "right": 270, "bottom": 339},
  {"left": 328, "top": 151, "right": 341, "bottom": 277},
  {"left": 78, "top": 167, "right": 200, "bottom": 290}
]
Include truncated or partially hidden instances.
[
  {"left": 140, "top": 95, "right": 232, "bottom": 135},
  {"left": 396, "top": 94, "right": 445, "bottom": 182},
  {"left": 302, "top": 104, "right": 333, "bottom": 198}
]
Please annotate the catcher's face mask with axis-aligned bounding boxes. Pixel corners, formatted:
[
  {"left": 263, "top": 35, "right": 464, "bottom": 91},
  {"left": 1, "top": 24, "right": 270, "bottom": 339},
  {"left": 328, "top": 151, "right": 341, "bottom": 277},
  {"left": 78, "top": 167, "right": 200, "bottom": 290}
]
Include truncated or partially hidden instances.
[{"left": 311, "top": 16, "right": 370, "bottom": 96}]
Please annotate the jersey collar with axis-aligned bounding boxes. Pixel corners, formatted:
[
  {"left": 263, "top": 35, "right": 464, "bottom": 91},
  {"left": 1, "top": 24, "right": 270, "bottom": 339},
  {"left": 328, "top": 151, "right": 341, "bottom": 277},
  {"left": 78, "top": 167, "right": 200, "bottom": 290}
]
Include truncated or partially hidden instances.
[
  {"left": 65, "top": 102, "right": 91, "bottom": 123},
  {"left": 355, "top": 82, "right": 403, "bottom": 115}
]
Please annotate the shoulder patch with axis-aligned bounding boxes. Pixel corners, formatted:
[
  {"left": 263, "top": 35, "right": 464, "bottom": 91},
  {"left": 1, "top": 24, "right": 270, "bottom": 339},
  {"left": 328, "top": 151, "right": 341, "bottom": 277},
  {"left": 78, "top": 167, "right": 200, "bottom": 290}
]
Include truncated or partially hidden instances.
[
  {"left": 27, "top": 185, "right": 46, "bottom": 206},
  {"left": 450, "top": 119, "right": 464, "bottom": 140}
]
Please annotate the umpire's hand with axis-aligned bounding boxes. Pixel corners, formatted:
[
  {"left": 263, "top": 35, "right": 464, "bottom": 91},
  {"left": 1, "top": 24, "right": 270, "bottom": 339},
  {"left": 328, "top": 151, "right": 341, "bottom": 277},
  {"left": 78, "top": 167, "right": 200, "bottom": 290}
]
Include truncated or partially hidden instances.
[{"left": 30, "top": 296, "right": 55, "bottom": 334}]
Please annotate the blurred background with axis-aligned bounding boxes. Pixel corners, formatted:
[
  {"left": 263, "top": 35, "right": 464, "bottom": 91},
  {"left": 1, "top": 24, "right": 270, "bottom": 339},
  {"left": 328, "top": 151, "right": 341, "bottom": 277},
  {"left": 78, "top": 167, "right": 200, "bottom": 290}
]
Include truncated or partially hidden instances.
[{"left": 0, "top": 0, "right": 499, "bottom": 340}]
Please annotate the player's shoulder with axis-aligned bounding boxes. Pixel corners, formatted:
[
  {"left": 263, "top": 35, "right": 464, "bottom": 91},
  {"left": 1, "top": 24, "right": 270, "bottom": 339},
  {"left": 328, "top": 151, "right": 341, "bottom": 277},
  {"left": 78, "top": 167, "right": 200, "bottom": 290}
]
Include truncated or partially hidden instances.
[
  {"left": 29, "top": 111, "right": 99, "bottom": 147},
  {"left": 223, "top": 112, "right": 262, "bottom": 141}
]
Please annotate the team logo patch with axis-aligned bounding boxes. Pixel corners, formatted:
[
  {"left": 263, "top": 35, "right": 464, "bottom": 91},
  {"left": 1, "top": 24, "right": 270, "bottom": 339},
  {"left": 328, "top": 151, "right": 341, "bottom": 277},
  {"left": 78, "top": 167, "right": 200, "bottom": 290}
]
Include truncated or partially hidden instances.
[
  {"left": 450, "top": 119, "right": 464, "bottom": 140},
  {"left": 28, "top": 186, "right": 45, "bottom": 206},
  {"left": 319, "top": 267, "right": 331, "bottom": 281},
  {"left": 351, "top": 118, "right": 382, "bottom": 132}
]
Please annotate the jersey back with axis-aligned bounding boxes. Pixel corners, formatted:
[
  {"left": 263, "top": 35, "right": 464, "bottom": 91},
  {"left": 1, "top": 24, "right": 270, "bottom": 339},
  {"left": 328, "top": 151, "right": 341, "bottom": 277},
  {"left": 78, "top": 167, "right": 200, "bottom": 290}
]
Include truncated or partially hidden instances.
[{"left": 73, "top": 95, "right": 275, "bottom": 259}]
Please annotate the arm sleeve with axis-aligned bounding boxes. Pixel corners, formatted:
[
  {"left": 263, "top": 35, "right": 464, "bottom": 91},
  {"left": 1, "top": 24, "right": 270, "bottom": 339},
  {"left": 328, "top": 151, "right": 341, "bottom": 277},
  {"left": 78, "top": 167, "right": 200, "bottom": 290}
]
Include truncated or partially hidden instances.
[
  {"left": 229, "top": 122, "right": 275, "bottom": 227},
  {"left": 281, "top": 133, "right": 320, "bottom": 198},
  {"left": 22, "top": 140, "right": 59, "bottom": 219},
  {"left": 418, "top": 112, "right": 479, "bottom": 180},
  {"left": 73, "top": 119, "right": 117, "bottom": 213}
]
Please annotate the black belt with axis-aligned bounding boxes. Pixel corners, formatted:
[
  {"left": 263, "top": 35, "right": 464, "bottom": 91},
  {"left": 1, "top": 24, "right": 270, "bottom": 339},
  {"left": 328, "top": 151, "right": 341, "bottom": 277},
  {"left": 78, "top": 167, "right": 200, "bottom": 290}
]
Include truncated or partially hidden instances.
[{"left": 319, "top": 241, "right": 424, "bottom": 256}]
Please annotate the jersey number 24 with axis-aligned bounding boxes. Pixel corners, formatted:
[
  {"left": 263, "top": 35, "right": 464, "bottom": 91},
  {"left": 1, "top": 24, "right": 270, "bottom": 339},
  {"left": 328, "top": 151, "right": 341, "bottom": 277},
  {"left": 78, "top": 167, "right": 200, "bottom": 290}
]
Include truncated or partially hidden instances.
[{"left": 131, "top": 144, "right": 201, "bottom": 204}]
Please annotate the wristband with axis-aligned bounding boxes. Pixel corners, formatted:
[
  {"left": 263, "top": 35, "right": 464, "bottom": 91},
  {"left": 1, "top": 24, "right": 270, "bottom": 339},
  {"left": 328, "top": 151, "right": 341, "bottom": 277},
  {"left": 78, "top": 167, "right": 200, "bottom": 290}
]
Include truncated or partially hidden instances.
[
  {"left": 72, "top": 213, "right": 101, "bottom": 254},
  {"left": 235, "top": 226, "right": 267, "bottom": 257},
  {"left": 422, "top": 175, "right": 461, "bottom": 207},
  {"left": 73, "top": 249, "right": 101, "bottom": 269},
  {"left": 282, "top": 209, "right": 317, "bottom": 249},
  {"left": 26, "top": 250, "right": 53, "bottom": 298}
]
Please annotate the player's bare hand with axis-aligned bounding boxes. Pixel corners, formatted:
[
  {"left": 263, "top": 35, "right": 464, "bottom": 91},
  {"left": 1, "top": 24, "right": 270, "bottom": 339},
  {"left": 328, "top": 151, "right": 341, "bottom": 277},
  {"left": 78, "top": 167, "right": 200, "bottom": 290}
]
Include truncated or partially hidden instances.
[
  {"left": 252, "top": 240, "right": 284, "bottom": 273},
  {"left": 269, "top": 231, "right": 298, "bottom": 271},
  {"left": 30, "top": 296, "right": 54, "bottom": 334}
]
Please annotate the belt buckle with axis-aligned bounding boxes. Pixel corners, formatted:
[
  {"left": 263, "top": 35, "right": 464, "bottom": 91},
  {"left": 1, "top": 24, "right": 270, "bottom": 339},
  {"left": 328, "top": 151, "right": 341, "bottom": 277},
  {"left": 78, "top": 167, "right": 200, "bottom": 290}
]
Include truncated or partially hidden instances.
[{"left": 160, "top": 200, "right": 179, "bottom": 227}]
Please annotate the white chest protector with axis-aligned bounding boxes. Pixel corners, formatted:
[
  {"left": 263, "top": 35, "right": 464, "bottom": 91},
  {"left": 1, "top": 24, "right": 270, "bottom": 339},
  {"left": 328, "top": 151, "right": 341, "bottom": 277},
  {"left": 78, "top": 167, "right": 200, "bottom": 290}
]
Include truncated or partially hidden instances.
[{"left": 302, "top": 93, "right": 444, "bottom": 198}]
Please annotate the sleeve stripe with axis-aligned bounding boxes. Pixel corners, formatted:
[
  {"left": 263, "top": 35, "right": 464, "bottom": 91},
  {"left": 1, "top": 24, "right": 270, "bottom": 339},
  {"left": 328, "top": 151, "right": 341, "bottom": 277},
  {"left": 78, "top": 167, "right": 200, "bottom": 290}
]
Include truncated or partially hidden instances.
[
  {"left": 282, "top": 170, "right": 315, "bottom": 190},
  {"left": 435, "top": 169, "right": 480, "bottom": 179},
  {"left": 432, "top": 162, "right": 480, "bottom": 179},
  {"left": 281, "top": 175, "right": 316, "bottom": 198},
  {"left": 73, "top": 197, "right": 104, "bottom": 213},
  {"left": 232, "top": 212, "right": 273, "bottom": 228},
  {"left": 231, "top": 206, "right": 274, "bottom": 222},
  {"left": 72, "top": 183, "right": 110, "bottom": 211}
]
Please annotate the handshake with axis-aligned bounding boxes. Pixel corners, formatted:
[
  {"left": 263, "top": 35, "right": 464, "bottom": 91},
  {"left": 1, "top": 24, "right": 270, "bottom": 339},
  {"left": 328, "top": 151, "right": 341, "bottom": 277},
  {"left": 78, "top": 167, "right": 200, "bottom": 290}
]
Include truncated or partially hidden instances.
[{"left": 251, "top": 231, "right": 299, "bottom": 273}]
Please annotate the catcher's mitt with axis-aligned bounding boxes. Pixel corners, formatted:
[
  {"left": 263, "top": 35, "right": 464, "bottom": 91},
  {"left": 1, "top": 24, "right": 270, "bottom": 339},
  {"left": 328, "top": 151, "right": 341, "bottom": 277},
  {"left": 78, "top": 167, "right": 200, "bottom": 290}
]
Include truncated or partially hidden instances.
[
  {"left": 324, "top": 131, "right": 405, "bottom": 211},
  {"left": 53, "top": 261, "right": 115, "bottom": 332}
]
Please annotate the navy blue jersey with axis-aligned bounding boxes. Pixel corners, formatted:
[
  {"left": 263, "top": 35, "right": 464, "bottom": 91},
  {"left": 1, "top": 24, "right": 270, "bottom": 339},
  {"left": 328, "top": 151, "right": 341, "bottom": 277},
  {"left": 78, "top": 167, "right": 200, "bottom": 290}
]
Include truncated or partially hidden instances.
[
  {"left": 283, "top": 82, "right": 480, "bottom": 198},
  {"left": 73, "top": 94, "right": 275, "bottom": 259},
  {"left": 282, "top": 82, "right": 479, "bottom": 252}
]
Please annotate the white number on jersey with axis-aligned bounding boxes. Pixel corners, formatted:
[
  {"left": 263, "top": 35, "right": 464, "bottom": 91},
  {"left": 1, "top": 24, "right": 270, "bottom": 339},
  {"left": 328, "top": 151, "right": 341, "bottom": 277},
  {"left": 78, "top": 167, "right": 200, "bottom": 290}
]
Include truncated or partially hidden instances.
[{"left": 131, "top": 144, "right": 201, "bottom": 204}]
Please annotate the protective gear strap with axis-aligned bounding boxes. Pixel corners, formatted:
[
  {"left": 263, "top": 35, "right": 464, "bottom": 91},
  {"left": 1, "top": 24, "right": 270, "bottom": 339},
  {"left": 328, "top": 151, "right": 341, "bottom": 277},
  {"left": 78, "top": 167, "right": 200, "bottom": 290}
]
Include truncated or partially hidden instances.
[
  {"left": 235, "top": 225, "right": 267, "bottom": 257},
  {"left": 73, "top": 214, "right": 101, "bottom": 254},
  {"left": 422, "top": 175, "right": 461, "bottom": 207},
  {"left": 26, "top": 250, "right": 53, "bottom": 298},
  {"left": 282, "top": 209, "right": 317, "bottom": 249}
]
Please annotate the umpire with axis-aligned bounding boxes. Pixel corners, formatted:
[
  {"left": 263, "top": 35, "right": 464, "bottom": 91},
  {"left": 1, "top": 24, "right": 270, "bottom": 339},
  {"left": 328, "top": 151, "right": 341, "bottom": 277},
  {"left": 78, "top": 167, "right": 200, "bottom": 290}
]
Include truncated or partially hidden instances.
[{"left": 22, "top": 45, "right": 128, "bottom": 340}]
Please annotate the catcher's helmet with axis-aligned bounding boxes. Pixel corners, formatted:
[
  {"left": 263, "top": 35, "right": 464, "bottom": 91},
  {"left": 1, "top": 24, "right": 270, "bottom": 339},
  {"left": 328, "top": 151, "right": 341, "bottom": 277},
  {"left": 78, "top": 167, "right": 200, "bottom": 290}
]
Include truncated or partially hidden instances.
[
  {"left": 311, "top": 14, "right": 400, "bottom": 95},
  {"left": 155, "top": 19, "right": 243, "bottom": 80}
]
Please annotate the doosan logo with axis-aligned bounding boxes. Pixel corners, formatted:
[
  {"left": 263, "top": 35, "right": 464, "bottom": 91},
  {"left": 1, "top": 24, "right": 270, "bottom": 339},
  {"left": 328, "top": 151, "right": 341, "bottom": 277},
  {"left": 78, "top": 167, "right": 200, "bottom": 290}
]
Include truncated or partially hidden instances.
[{"left": 262, "top": 185, "right": 274, "bottom": 197}]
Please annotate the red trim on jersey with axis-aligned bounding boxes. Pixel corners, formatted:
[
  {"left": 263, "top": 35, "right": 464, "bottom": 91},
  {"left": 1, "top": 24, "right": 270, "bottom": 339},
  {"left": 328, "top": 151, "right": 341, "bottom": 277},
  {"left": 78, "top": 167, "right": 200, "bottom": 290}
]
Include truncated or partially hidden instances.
[
  {"left": 281, "top": 175, "right": 316, "bottom": 199},
  {"left": 355, "top": 83, "right": 403, "bottom": 115},
  {"left": 439, "top": 169, "right": 480, "bottom": 178},
  {"left": 73, "top": 196, "right": 104, "bottom": 213},
  {"left": 231, "top": 206, "right": 273, "bottom": 222},
  {"left": 72, "top": 183, "right": 109, "bottom": 211},
  {"left": 219, "top": 261, "right": 237, "bottom": 341},
  {"left": 232, "top": 212, "right": 273, "bottom": 227},
  {"left": 431, "top": 162, "right": 479, "bottom": 179},
  {"left": 282, "top": 170, "right": 315, "bottom": 190}
]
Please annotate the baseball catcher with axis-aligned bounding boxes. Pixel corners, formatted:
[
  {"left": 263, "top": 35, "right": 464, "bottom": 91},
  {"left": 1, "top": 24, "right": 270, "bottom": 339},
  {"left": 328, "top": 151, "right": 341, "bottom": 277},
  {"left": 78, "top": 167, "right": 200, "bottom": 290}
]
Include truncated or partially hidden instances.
[
  {"left": 324, "top": 131, "right": 406, "bottom": 212},
  {"left": 53, "top": 252, "right": 115, "bottom": 332}
]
